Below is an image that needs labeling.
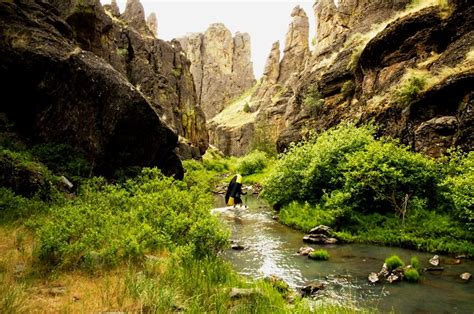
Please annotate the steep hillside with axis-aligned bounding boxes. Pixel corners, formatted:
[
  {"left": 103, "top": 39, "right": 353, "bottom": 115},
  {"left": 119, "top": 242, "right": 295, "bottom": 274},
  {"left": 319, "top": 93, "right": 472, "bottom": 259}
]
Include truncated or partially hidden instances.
[
  {"left": 210, "top": 0, "right": 473, "bottom": 157},
  {"left": 0, "top": 0, "right": 209, "bottom": 178}
]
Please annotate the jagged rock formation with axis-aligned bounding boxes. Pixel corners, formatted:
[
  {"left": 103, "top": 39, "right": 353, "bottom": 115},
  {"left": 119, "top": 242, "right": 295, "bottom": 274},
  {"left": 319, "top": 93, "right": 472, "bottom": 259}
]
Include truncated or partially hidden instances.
[
  {"left": 0, "top": 0, "right": 209, "bottom": 177},
  {"left": 122, "top": 0, "right": 149, "bottom": 34},
  {"left": 278, "top": 5, "right": 309, "bottom": 84},
  {"left": 262, "top": 41, "right": 281, "bottom": 84},
  {"left": 147, "top": 12, "right": 158, "bottom": 37},
  {"left": 210, "top": 0, "right": 474, "bottom": 157},
  {"left": 178, "top": 24, "right": 256, "bottom": 119}
]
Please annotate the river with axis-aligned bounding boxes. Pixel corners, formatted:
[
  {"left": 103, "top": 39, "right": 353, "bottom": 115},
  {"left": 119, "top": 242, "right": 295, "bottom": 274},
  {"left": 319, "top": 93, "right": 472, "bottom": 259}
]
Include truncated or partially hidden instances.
[{"left": 213, "top": 194, "right": 474, "bottom": 313}]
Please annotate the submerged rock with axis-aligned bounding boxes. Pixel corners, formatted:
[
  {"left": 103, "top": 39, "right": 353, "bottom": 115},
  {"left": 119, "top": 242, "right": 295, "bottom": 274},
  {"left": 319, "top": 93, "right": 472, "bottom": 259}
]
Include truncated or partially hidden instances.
[{"left": 231, "top": 243, "right": 245, "bottom": 250}]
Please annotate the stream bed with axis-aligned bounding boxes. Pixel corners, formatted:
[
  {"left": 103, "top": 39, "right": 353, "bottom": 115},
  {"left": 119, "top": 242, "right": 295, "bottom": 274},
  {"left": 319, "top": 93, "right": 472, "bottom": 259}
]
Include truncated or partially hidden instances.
[{"left": 213, "top": 195, "right": 474, "bottom": 313}]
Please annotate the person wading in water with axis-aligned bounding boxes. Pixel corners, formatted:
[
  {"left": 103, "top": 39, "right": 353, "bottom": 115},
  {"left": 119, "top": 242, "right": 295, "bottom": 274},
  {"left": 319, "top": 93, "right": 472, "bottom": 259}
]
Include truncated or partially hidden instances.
[{"left": 225, "top": 174, "right": 246, "bottom": 208}]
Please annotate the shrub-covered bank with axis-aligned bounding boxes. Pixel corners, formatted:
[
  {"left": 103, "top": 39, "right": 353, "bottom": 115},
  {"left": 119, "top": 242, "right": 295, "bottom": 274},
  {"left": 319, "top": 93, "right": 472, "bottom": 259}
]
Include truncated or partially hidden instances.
[
  {"left": 1, "top": 144, "right": 358, "bottom": 313},
  {"left": 262, "top": 124, "right": 474, "bottom": 256}
]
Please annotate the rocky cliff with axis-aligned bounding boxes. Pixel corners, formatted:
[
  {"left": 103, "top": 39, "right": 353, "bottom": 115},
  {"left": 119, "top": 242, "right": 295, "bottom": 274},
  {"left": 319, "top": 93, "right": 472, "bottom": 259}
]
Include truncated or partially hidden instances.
[
  {"left": 178, "top": 24, "right": 256, "bottom": 119},
  {"left": 210, "top": 0, "right": 474, "bottom": 157},
  {"left": 0, "top": 0, "right": 209, "bottom": 178}
]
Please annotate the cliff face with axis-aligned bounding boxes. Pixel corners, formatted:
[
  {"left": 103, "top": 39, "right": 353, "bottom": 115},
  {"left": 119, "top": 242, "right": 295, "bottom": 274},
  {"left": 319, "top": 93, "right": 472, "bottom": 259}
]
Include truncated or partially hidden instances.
[
  {"left": 178, "top": 24, "right": 256, "bottom": 119},
  {"left": 0, "top": 0, "right": 209, "bottom": 177},
  {"left": 210, "top": 0, "right": 474, "bottom": 157}
]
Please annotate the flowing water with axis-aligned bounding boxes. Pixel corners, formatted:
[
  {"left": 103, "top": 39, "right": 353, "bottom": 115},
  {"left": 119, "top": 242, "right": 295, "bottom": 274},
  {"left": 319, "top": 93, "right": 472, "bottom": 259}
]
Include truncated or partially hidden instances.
[{"left": 213, "top": 195, "right": 474, "bottom": 313}]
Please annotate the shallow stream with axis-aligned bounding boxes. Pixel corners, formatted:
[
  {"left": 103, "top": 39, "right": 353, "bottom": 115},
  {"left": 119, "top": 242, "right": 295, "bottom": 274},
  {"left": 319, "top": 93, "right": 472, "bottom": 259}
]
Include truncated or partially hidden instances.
[{"left": 213, "top": 195, "right": 474, "bottom": 313}]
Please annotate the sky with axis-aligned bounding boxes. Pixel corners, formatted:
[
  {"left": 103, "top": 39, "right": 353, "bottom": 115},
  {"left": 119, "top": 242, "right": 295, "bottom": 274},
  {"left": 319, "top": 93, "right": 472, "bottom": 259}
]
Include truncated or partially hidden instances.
[{"left": 101, "top": 0, "right": 316, "bottom": 79}]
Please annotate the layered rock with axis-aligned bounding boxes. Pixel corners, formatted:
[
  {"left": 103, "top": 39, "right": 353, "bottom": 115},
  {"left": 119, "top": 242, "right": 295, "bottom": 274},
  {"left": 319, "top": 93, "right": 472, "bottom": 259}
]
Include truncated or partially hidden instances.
[{"left": 178, "top": 24, "right": 256, "bottom": 119}]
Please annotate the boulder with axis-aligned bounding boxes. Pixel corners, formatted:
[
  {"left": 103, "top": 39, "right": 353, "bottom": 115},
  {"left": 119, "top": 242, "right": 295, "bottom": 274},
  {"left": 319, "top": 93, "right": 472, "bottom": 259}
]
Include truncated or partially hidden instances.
[
  {"left": 0, "top": 0, "right": 184, "bottom": 178},
  {"left": 303, "top": 234, "right": 338, "bottom": 244},
  {"left": 429, "top": 255, "right": 440, "bottom": 266},
  {"left": 229, "top": 288, "right": 259, "bottom": 299},
  {"left": 308, "top": 225, "right": 333, "bottom": 236}
]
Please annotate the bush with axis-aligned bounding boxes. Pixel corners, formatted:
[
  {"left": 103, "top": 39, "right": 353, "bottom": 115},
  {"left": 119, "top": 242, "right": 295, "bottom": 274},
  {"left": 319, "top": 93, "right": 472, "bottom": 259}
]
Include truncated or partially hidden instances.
[
  {"left": 309, "top": 249, "right": 330, "bottom": 261},
  {"left": 342, "top": 140, "right": 440, "bottom": 213},
  {"left": 262, "top": 124, "right": 374, "bottom": 206},
  {"left": 395, "top": 75, "right": 426, "bottom": 108},
  {"left": 36, "top": 168, "right": 229, "bottom": 269},
  {"left": 304, "top": 85, "right": 325, "bottom": 115},
  {"left": 243, "top": 102, "right": 251, "bottom": 113},
  {"left": 404, "top": 268, "right": 420, "bottom": 283},
  {"left": 237, "top": 150, "right": 268, "bottom": 176},
  {"left": 441, "top": 151, "right": 474, "bottom": 229},
  {"left": 385, "top": 255, "right": 404, "bottom": 271},
  {"left": 410, "top": 256, "right": 420, "bottom": 271}
]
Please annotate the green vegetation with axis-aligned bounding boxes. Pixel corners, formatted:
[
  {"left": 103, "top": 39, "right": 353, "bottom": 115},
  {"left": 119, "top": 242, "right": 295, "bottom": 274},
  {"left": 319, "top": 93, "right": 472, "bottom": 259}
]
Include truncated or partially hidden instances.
[
  {"left": 394, "top": 74, "right": 427, "bottom": 107},
  {"left": 385, "top": 255, "right": 404, "bottom": 271},
  {"left": 243, "top": 102, "right": 251, "bottom": 113},
  {"left": 341, "top": 80, "right": 355, "bottom": 99},
  {"left": 303, "top": 85, "right": 325, "bottom": 115},
  {"left": 237, "top": 150, "right": 268, "bottom": 176},
  {"left": 410, "top": 256, "right": 421, "bottom": 271},
  {"left": 171, "top": 67, "right": 181, "bottom": 78},
  {"left": 309, "top": 249, "right": 330, "bottom": 261},
  {"left": 404, "top": 268, "right": 421, "bottom": 283},
  {"left": 263, "top": 124, "right": 474, "bottom": 256}
]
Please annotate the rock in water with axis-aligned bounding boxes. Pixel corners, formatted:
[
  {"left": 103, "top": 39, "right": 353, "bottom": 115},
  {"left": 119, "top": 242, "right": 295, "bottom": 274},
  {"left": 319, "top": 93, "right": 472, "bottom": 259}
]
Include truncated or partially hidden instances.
[
  {"left": 298, "top": 247, "right": 315, "bottom": 256},
  {"left": 231, "top": 244, "right": 245, "bottom": 250},
  {"left": 308, "top": 225, "right": 333, "bottom": 236},
  {"left": 378, "top": 263, "right": 390, "bottom": 277},
  {"left": 386, "top": 274, "right": 400, "bottom": 283},
  {"left": 300, "top": 282, "right": 325, "bottom": 297},
  {"left": 429, "top": 255, "right": 440, "bottom": 266},
  {"left": 368, "top": 272, "right": 379, "bottom": 283},
  {"left": 460, "top": 272, "right": 471, "bottom": 281}
]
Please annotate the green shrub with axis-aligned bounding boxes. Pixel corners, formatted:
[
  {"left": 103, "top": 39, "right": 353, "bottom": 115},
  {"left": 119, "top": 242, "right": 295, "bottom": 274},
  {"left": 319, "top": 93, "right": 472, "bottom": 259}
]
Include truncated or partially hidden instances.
[
  {"left": 385, "top": 255, "right": 404, "bottom": 271},
  {"left": 410, "top": 256, "right": 420, "bottom": 271},
  {"left": 304, "top": 85, "right": 325, "bottom": 115},
  {"left": 309, "top": 249, "right": 330, "bottom": 261},
  {"left": 440, "top": 151, "right": 474, "bottom": 229},
  {"left": 395, "top": 75, "right": 426, "bottom": 107},
  {"left": 36, "top": 168, "right": 228, "bottom": 269},
  {"left": 237, "top": 150, "right": 268, "bottom": 176},
  {"left": 262, "top": 124, "right": 374, "bottom": 206},
  {"left": 31, "top": 143, "right": 92, "bottom": 181},
  {"left": 342, "top": 140, "right": 440, "bottom": 213},
  {"left": 404, "top": 268, "right": 420, "bottom": 283},
  {"left": 341, "top": 80, "right": 355, "bottom": 99},
  {"left": 243, "top": 102, "right": 251, "bottom": 113}
]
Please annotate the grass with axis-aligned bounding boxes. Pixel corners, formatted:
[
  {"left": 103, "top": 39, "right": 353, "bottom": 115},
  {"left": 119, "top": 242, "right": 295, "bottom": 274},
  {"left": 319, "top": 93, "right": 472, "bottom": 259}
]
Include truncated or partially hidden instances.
[
  {"left": 385, "top": 255, "right": 405, "bottom": 271},
  {"left": 404, "top": 268, "right": 420, "bottom": 282},
  {"left": 210, "top": 84, "right": 259, "bottom": 128},
  {"left": 309, "top": 249, "right": 330, "bottom": 261}
]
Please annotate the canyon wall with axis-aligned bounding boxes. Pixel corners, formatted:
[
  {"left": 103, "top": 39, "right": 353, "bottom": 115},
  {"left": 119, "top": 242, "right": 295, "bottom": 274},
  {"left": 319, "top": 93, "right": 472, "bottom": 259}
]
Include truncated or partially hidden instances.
[
  {"left": 210, "top": 0, "right": 473, "bottom": 157},
  {"left": 0, "top": 0, "right": 210, "bottom": 177}
]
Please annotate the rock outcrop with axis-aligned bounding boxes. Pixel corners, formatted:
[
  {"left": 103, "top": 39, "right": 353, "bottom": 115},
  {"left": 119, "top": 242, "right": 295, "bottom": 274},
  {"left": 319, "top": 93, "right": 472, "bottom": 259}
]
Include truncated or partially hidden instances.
[
  {"left": 0, "top": 0, "right": 209, "bottom": 178},
  {"left": 122, "top": 0, "right": 149, "bottom": 34},
  {"left": 278, "top": 5, "right": 309, "bottom": 84},
  {"left": 262, "top": 41, "right": 281, "bottom": 84},
  {"left": 209, "top": 0, "right": 474, "bottom": 157},
  {"left": 147, "top": 12, "right": 158, "bottom": 37},
  {"left": 178, "top": 24, "right": 256, "bottom": 119}
]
